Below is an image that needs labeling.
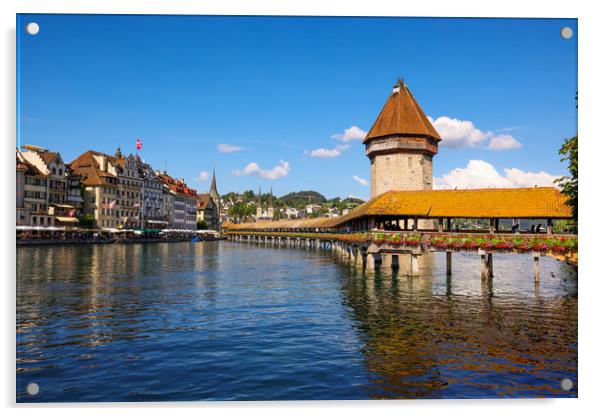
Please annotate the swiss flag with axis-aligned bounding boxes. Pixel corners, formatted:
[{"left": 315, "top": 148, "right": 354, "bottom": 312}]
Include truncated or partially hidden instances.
[{"left": 136, "top": 138, "right": 142, "bottom": 150}]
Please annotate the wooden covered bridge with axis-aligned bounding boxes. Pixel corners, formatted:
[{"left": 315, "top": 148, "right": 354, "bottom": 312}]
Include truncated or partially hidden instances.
[
  {"left": 224, "top": 187, "right": 575, "bottom": 281},
  {"left": 225, "top": 187, "right": 572, "bottom": 234}
]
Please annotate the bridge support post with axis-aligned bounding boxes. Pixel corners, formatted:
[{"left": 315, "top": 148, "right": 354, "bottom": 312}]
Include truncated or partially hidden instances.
[
  {"left": 487, "top": 253, "right": 493, "bottom": 277},
  {"left": 381, "top": 253, "right": 392, "bottom": 269},
  {"left": 533, "top": 251, "right": 540, "bottom": 282},
  {"left": 480, "top": 253, "right": 487, "bottom": 279},
  {"left": 391, "top": 254, "right": 399, "bottom": 270},
  {"left": 365, "top": 253, "right": 376, "bottom": 271},
  {"left": 409, "top": 253, "right": 420, "bottom": 276},
  {"left": 547, "top": 219, "right": 554, "bottom": 235},
  {"left": 479, "top": 249, "right": 491, "bottom": 280},
  {"left": 355, "top": 249, "right": 364, "bottom": 269},
  {"left": 345, "top": 244, "right": 353, "bottom": 262},
  {"left": 446, "top": 250, "right": 452, "bottom": 276}
]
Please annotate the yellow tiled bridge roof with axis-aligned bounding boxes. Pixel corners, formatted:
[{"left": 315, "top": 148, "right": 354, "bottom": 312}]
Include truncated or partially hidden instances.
[{"left": 225, "top": 187, "right": 572, "bottom": 231}]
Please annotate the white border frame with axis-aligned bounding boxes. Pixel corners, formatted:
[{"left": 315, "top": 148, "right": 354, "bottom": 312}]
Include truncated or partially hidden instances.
[{"left": 2, "top": 1, "right": 600, "bottom": 415}]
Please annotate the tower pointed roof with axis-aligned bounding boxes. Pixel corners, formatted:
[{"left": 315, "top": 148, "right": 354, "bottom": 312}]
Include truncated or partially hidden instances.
[{"left": 364, "top": 80, "right": 441, "bottom": 143}]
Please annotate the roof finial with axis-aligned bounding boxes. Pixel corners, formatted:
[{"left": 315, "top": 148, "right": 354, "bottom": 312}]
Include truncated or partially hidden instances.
[{"left": 393, "top": 77, "right": 405, "bottom": 93}]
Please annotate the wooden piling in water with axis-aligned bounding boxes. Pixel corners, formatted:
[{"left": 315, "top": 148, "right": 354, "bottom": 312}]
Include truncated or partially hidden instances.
[
  {"left": 446, "top": 250, "right": 452, "bottom": 276},
  {"left": 533, "top": 251, "right": 540, "bottom": 282},
  {"left": 365, "top": 253, "right": 376, "bottom": 271},
  {"left": 410, "top": 253, "right": 420, "bottom": 276},
  {"left": 480, "top": 252, "right": 488, "bottom": 280},
  {"left": 381, "top": 253, "right": 392, "bottom": 269}
]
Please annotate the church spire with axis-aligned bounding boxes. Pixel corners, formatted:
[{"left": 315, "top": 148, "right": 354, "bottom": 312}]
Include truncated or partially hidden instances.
[
  {"left": 209, "top": 166, "right": 219, "bottom": 199},
  {"left": 269, "top": 186, "right": 273, "bottom": 207}
]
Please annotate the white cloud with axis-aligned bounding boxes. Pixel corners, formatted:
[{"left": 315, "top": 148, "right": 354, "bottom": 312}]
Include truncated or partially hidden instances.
[
  {"left": 496, "top": 125, "right": 522, "bottom": 133},
  {"left": 488, "top": 134, "right": 523, "bottom": 150},
  {"left": 352, "top": 175, "right": 369, "bottom": 186},
  {"left": 331, "top": 125, "right": 367, "bottom": 142},
  {"left": 195, "top": 171, "right": 210, "bottom": 182},
  {"left": 306, "top": 144, "right": 349, "bottom": 158},
  {"left": 232, "top": 160, "right": 290, "bottom": 180},
  {"left": 217, "top": 143, "right": 243, "bottom": 153},
  {"left": 434, "top": 160, "right": 560, "bottom": 190},
  {"left": 503, "top": 167, "right": 560, "bottom": 187},
  {"left": 428, "top": 116, "right": 522, "bottom": 151}
]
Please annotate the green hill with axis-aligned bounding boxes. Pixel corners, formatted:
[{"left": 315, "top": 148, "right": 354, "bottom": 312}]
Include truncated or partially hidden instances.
[{"left": 279, "top": 191, "right": 327, "bottom": 208}]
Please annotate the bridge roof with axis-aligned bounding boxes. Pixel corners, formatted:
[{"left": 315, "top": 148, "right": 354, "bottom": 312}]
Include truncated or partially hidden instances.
[
  {"left": 344, "top": 187, "right": 572, "bottom": 220},
  {"left": 225, "top": 187, "right": 572, "bottom": 231}
]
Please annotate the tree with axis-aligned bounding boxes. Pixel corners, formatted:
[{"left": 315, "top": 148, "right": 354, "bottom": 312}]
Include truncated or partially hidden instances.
[
  {"left": 197, "top": 220, "right": 208, "bottom": 230},
  {"left": 79, "top": 213, "right": 96, "bottom": 228},
  {"left": 555, "top": 135, "right": 578, "bottom": 223}
]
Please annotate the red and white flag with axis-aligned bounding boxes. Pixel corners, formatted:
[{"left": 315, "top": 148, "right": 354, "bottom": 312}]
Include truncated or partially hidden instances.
[
  {"left": 136, "top": 138, "right": 142, "bottom": 151},
  {"left": 109, "top": 200, "right": 117, "bottom": 209}
]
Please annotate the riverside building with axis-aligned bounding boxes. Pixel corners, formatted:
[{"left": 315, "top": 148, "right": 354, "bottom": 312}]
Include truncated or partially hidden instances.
[{"left": 157, "top": 172, "right": 197, "bottom": 230}]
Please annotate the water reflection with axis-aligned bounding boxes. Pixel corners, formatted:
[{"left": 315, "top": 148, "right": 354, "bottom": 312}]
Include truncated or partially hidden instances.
[
  {"left": 17, "top": 243, "right": 577, "bottom": 401},
  {"left": 338, "top": 252, "right": 577, "bottom": 399}
]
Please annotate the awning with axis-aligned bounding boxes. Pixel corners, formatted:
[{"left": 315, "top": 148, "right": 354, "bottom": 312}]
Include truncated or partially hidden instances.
[
  {"left": 16, "top": 226, "right": 66, "bottom": 231},
  {"left": 52, "top": 204, "right": 75, "bottom": 209},
  {"left": 55, "top": 216, "right": 79, "bottom": 223}
]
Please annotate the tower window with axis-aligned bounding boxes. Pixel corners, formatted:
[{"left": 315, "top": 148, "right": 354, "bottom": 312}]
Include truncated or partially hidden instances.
[{"left": 408, "top": 157, "right": 413, "bottom": 169}]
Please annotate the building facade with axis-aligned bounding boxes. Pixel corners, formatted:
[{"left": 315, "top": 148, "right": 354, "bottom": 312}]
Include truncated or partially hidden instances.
[
  {"left": 363, "top": 80, "right": 441, "bottom": 198},
  {"left": 118, "top": 152, "right": 144, "bottom": 229},
  {"left": 196, "top": 194, "right": 219, "bottom": 230},
  {"left": 16, "top": 150, "right": 30, "bottom": 226},
  {"left": 70, "top": 150, "right": 122, "bottom": 229},
  {"left": 141, "top": 162, "right": 168, "bottom": 229},
  {"left": 21, "top": 145, "right": 69, "bottom": 206},
  {"left": 65, "top": 165, "right": 84, "bottom": 214},
  {"left": 18, "top": 147, "right": 51, "bottom": 226},
  {"left": 157, "top": 172, "right": 197, "bottom": 230}
]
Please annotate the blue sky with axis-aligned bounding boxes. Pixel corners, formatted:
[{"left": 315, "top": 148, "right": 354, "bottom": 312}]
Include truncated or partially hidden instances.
[{"left": 17, "top": 14, "right": 577, "bottom": 200}]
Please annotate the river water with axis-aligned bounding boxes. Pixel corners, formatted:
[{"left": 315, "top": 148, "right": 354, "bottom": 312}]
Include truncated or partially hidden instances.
[{"left": 16, "top": 241, "right": 577, "bottom": 402}]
